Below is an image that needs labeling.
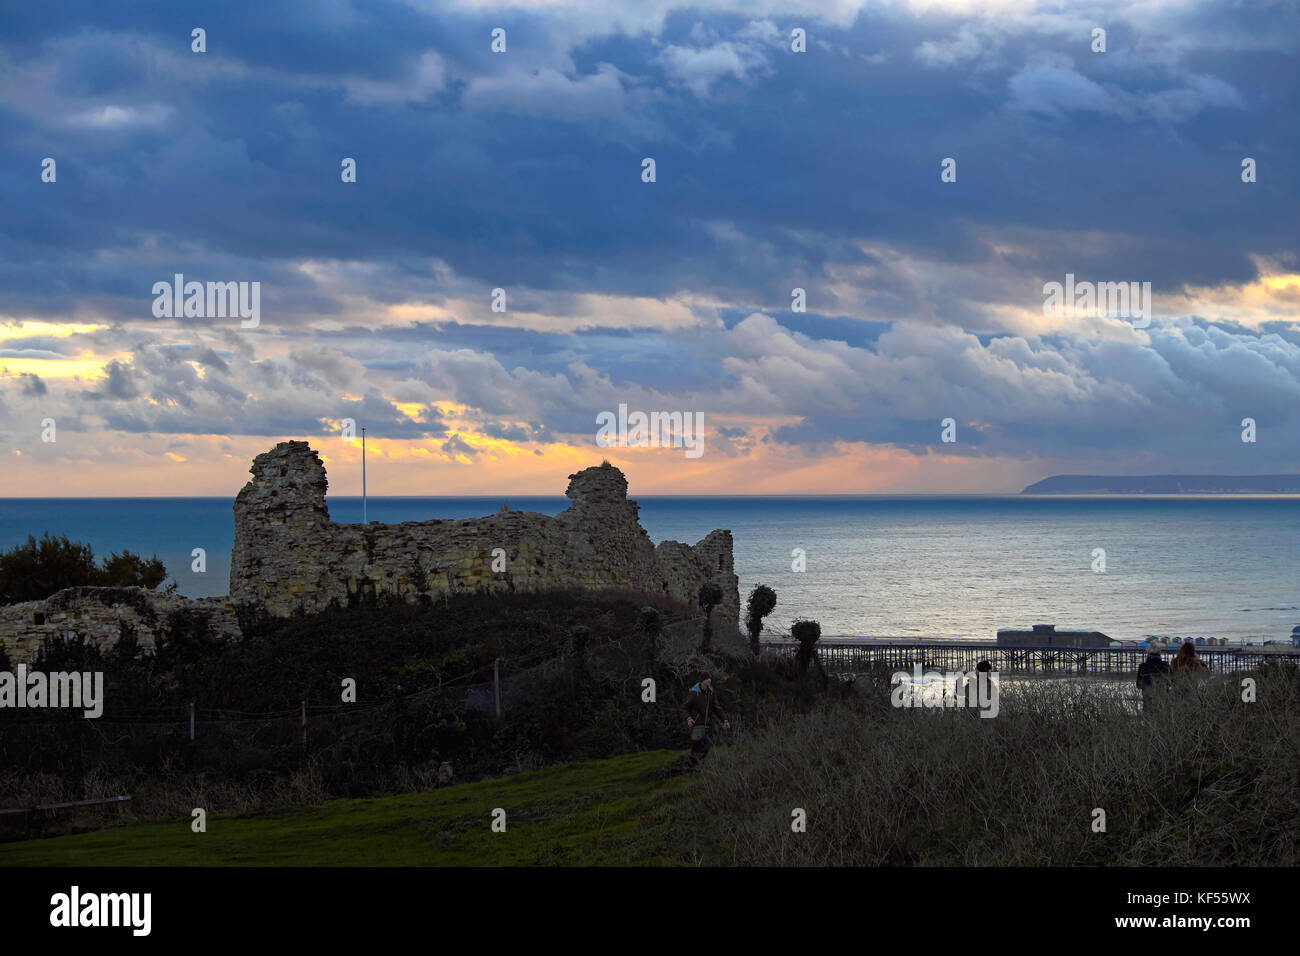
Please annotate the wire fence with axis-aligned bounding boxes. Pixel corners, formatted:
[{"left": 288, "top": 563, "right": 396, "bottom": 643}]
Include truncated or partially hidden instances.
[
  {"left": 0, "top": 611, "right": 720, "bottom": 819},
  {"left": 0, "top": 610, "right": 724, "bottom": 820},
  {"left": 0, "top": 613, "right": 710, "bottom": 748},
  {"left": 2, "top": 641, "right": 559, "bottom": 727}
]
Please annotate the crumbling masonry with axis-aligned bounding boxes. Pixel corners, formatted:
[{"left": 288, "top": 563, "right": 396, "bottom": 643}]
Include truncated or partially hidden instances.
[
  {"left": 230, "top": 441, "right": 739, "bottom": 629},
  {"left": 0, "top": 442, "right": 740, "bottom": 662}
]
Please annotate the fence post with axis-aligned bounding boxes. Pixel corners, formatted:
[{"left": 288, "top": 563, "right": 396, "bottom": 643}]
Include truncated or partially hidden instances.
[
  {"left": 189, "top": 702, "right": 195, "bottom": 741},
  {"left": 300, "top": 701, "right": 307, "bottom": 749},
  {"left": 493, "top": 659, "right": 501, "bottom": 718}
]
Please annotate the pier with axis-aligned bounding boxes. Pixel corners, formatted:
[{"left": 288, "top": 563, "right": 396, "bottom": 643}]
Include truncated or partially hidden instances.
[{"left": 764, "top": 640, "right": 1300, "bottom": 677}]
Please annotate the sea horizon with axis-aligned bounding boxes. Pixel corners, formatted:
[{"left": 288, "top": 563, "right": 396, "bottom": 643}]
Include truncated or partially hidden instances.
[
  {"left": 8, "top": 488, "right": 1297, "bottom": 504},
  {"left": 4, "top": 494, "right": 1296, "bottom": 647}
]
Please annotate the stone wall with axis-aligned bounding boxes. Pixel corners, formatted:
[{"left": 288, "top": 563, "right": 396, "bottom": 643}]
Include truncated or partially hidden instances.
[
  {"left": 0, "top": 441, "right": 740, "bottom": 663},
  {"left": 229, "top": 441, "right": 739, "bottom": 635},
  {"left": 0, "top": 588, "right": 241, "bottom": 663}
]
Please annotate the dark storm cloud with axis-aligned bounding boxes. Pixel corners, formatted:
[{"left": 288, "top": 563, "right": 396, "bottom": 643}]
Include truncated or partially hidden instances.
[
  {"left": 2, "top": 1, "right": 1294, "bottom": 314},
  {"left": 0, "top": 0, "right": 1296, "bottom": 470}
]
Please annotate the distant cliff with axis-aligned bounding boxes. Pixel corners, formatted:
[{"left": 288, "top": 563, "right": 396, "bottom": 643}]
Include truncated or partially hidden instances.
[{"left": 1022, "top": 474, "right": 1300, "bottom": 494}]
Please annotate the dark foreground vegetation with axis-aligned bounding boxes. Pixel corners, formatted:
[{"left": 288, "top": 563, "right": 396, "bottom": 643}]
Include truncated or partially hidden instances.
[
  {"left": 2, "top": 666, "right": 1296, "bottom": 866},
  {"left": 3, "top": 581, "right": 1296, "bottom": 866},
  {"left": 695, "top": 665, "right": 1300, "bottom": 865},
  {"left": 1, "top": 587, "right": 822, "bottom": 830}
]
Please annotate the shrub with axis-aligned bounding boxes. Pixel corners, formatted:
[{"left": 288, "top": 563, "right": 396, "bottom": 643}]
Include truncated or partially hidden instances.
[
  {"left": 688, "top": 667, "right": 1300, "bottom": 866},
  {"left": 745, "top": 585, "right": 777, "bottom": 656},
  {"left": 697, "top": 583, "right": 723, "bottom": 653},
  {"left": 0, "top": 533, "right": 168, "bottom": 604},
  {"left": 790, "top": 619, "right": 826, "bottom": 688}
]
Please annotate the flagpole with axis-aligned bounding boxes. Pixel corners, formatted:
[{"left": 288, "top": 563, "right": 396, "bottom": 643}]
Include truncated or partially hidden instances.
[{"left": 361, "top": 426, "right": 367, "bottom": 524}]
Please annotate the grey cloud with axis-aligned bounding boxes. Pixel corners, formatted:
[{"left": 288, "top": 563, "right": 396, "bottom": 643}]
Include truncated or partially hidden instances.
[
  {"left": 0, "top": 336, "right": 81, "bottom": 355},
  {"left": 441, "top": 433, "right": 476, "bottom": 457},
  {"left": 0, "top": 349, "right": 68, "bottom": 361},
  {"left": 711, "top": 312, "right": 1300, "bottom": 463},
  {"left": 20, "top": 373, "right": 47, "bottom": 395},
  {"left": 196, "top": 347, "right": 230, "bottom": 372},
  {"left": 462, "top": 62, "right": 640, "bottom": 124},
  {"left": 1008, "top": 59, "right": 1121, "bottom": 117},
  {"left": 1007, "top": 55, "right": 1245, "bottom": 122},
  {"left": 79, "top": 360, "right": 139, "bottom": 401}
]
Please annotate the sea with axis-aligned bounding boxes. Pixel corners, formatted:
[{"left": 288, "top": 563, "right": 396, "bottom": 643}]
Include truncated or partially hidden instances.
[{"left": 1, "top": 496, "right": 1296, "bottom": 645}]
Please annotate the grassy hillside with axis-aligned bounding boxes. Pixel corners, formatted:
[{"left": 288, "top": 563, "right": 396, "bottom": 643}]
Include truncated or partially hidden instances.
[
  {"left": 5, "top": 665, "right": 1298, "bottom": 867},
  {"left": 0, "top": 750, "right": 714, "bottom": 867}
]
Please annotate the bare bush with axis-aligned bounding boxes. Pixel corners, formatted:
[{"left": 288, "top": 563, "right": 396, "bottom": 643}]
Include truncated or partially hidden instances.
[{"left": 689, "top": 668, "right": 1300, "bottom": 866}]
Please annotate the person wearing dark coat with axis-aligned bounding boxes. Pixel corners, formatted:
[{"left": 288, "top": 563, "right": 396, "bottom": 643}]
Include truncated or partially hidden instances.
[
  {"left": 1136, "top": 651, "right": 1172, "bottom": 708},
  {"left": 684, "top": 674, "right": 730, "bottom": 766}
]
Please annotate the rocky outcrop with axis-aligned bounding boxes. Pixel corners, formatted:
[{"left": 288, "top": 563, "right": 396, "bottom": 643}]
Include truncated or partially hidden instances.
[{"left": 228, "top": 442, "right": 739, "bottom": 636}]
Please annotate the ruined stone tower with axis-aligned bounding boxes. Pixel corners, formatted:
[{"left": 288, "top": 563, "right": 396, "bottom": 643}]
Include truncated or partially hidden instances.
[{"left": 229, "top": 442, "right": 739, "bottom": 636}]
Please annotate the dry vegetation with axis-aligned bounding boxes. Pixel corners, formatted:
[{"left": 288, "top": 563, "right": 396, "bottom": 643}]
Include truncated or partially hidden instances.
[{"left": 688, "top": 665, "right": 1300, "bottom": 866}]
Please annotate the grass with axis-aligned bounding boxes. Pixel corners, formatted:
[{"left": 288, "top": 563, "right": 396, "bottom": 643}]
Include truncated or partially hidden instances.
[
  {"left": 6, "top": 667, "right": 1295, "bottom": 867},
  {"left": 0, "top": 749, "right": 713, "bottom": 867}
]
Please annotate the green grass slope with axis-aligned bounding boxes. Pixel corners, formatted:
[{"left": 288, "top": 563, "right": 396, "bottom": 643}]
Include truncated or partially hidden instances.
[{"left": 0, "top": 749, "right": 715, "bottom": 867}]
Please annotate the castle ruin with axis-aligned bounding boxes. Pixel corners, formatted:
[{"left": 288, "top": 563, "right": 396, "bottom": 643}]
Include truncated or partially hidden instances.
[
  {"left": 230, "top": 441, "right": 739, "bottom": 628},
  {"left": 1, "top": 441, "right": 740, "bottom": 661}
]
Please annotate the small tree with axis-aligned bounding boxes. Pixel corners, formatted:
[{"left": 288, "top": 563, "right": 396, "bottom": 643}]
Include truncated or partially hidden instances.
[
  {"left": 0, "top": 533, "right": 96, "bottom": 604},
  {"left": 0, "top": 533, "right": 169, "bottom": 604},
  {"left": 697, "top": 582, "right": 723, "bottom": 654},
  {"left": 114, "top": 620, "right": 141, "bottom": 663},
  {"left": 745, "top": 585, "right": 777, "bottom": 656},
  {"left": 636, "top": 606, "right": 663, "bottom": 658},
  {"left": 34, "top": 630, "right": 101, "bottom": 673},
  {"left": 791, "top": 618, "right": 827, "bottom": 689},
  {"left": 97, "top": 550, "right": 168, "bottom": 590},
  {"left": 569, "top": 625, "right": 591, "bottom": 670}
]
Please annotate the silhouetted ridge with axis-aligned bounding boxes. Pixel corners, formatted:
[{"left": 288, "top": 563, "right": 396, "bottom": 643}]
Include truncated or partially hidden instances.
[{"left": 1022, "top": 474, "right": 1300, "bottom": 494}]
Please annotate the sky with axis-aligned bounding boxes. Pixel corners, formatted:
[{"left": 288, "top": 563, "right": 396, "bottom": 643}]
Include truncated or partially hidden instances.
[{"left": 1, "top": 0, "right": 1297, "bottom": 497}]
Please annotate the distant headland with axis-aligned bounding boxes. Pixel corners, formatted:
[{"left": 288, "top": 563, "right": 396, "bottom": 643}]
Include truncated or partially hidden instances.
[{"left": 1022, "top": 474, "right": 1300, "bottom": 494}]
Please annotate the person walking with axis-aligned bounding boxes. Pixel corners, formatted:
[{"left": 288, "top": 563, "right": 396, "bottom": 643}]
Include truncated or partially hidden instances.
[{"left": 684, "top": 673, "right": 730, "bottom": 767}]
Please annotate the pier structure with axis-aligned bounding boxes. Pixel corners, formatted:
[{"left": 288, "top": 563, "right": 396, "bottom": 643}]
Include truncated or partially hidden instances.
[{"left": 764, "top": 640, "right": 1300, "bottom": 677}]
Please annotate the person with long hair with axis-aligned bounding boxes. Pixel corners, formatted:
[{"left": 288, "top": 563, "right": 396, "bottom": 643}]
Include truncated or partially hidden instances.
[{"left": 1173, "top": 641, "right": 1206, "bottom": 673}]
